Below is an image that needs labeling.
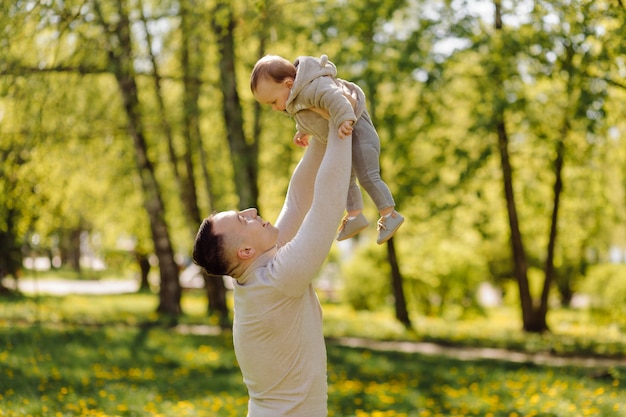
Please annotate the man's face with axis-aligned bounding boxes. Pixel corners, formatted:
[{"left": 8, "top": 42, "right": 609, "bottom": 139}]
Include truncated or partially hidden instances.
[
  {"left": 253, "top": 76, "right": 293, "bottom": 112},
  {"left": 212, "top": 208, "right": 279, "bottom": 255}
]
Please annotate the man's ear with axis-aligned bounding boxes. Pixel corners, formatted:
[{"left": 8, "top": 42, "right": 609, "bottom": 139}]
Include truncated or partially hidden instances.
[
  {"left": 285, "top": 78, "right": 294, "bottom": 89},
  {"left": 237, "top": 246, "right": 256, "bottom": 260}
]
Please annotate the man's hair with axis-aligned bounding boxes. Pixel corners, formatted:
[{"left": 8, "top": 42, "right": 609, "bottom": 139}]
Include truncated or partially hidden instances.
[
  {"left": 192, "top": 215, "right": 230, "bottom": 276},
  {"left": 250, "top": 55, "right": 297, "bottom": 92}
]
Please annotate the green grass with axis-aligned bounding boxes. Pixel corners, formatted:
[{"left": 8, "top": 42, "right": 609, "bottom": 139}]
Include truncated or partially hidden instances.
[{"left": 1, "top": 291, "right": 625, "bottom": 416}]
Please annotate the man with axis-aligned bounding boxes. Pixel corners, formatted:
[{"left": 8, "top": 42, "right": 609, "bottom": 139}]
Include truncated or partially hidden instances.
[{"left": 193, "top": 127, "right": 352, "bottom": 417}]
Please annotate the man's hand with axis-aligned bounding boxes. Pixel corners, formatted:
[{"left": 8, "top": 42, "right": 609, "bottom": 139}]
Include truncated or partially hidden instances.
[
  {"left": 338, "top": 120, "right": 354, "bottom": 139},
  {"left": 293, "top": 131, "right": 310, "bottom": 148}
]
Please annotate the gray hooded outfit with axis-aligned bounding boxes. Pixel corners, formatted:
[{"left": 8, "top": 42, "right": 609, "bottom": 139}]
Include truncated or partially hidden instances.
[{"left": 284, "top": 54, "right": 395, "bottom": 213}]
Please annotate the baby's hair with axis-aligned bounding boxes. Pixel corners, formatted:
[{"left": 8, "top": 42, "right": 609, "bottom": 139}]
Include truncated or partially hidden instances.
[{"left": 250, "top": 55, "right": 297, "bottom": 92}]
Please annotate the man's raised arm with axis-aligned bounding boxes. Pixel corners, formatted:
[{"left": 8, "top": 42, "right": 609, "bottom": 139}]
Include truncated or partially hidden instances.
[
  {"left": 271, "top": 129, "right": 352, "bottom": 295},
  {"left": 274, "top": 138, "right": 326, "bottom": 247}
]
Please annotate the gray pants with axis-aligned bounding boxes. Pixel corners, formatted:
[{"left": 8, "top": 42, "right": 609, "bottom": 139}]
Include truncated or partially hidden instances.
[{"left": 346, "top": 110, "right": 395, "bottom": 213}]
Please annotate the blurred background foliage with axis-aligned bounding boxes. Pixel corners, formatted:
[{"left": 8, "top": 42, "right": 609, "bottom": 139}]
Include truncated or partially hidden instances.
[{"left": 0, "top": 0, "right": 625, "bottom": 330}]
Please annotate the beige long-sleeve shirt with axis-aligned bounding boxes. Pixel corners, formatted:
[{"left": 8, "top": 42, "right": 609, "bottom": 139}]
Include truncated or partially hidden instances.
[{"left": 232, "top": 129, "right": 352, "bottom": 417}]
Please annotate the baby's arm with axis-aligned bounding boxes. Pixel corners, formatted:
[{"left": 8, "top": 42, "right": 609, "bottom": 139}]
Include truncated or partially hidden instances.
[{"left": 309, "top": 78, "right": 358, "bottom": 138}]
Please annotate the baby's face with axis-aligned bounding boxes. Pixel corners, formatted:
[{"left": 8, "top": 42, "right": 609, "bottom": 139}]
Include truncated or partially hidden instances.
[{"left": 253, "top": 76, "right": 293, "bottom": 112}]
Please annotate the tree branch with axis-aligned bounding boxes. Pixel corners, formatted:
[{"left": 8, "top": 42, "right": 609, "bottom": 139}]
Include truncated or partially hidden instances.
[
  {"left": 0, "top": 64, "right": 108, "bottom": 76},
  {"left": 0, "top": 63, "right": 191, "bottom": 83},
  {"left": 604, "top": 76, "right": 626, "bottom": 91}
]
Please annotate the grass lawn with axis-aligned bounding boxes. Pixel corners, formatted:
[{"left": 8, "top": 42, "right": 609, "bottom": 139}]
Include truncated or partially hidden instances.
[{"left": 1, "top": 291, "right": 625, "bottom": 416}]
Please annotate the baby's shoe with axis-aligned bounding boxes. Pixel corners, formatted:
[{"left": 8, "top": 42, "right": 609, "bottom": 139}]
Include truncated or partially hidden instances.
[
  {"left": 337, "top": 213, "right": 369, "bottom": 241},
  {"left": 376, "top": 211, "right": 404, "bottom": 244}
]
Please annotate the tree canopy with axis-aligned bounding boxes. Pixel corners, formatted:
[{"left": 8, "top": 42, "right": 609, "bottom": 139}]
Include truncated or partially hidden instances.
[{"left": 1, "top": 0, "right": 624, "bottom": 329}]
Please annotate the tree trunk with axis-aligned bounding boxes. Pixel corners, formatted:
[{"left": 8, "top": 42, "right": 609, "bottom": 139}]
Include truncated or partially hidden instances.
[
  {"left": 387, "top": 238, "right": 412, "bottom": 328},
  {"left": 364, "top": 63, "right": 411, "bottom": 329},
  {"left": 537, "top": 138, "right": 565, "bottom": 330},
  {"left": 537, "top": 40, "right": 577, "bottom": 329},
  {"left": 207, "top": 1, "right": 256, "bottom": 324},
  {"left": 180, "top": 1, "right": 229, "bottom": 323},
  {"left": 135, "top": 251, "right": 151, "bottom": 291},
  {"left": 62, "top": 228, "right": 82, "bottom": 274},
  {"left": 496, "top": 120, "right": 535, "bottom": 329},
  {"left": 138, "top": 0, "right": 200, "bottom": 228},
  {"left": 0, "top": 212, "right": 22, "bottom": 294},
  {"left": 212, "top": 1, "right": 258, "bottom": 209},
  {"left": 95, "top": 0, "right": 181, "bottom": 315},
  {"left": 492, "top": 0, "right": 544, "bottom": 332},
  {"left": 178, "top": 0, "right": 203, "bottom": 226},
  {"left": 252, "top": 3, "right": 268, "bottom": 161},
  {"left": 204, "top": 272, "right": 231, "bottom": 328}
]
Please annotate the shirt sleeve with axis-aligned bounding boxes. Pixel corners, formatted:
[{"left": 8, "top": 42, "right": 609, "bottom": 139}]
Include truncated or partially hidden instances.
[
  {"left": 274, "top": 139, "right": 325, "bottom": 247},
  {"left": 305, "top": 77, "right": 358, "bottom": 130},
  {"left": 270, "top": 128, "right": 352, "bottom": 297}
]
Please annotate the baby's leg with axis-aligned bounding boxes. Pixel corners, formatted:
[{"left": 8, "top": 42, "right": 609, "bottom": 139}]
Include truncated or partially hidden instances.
[
  {"left": 351, "top": 112, "right": 395, "bottom": 213},
  {"left": 338, "top": 167, "right": 368, "bottom": 241},
  {"left": 346, "top": 168, "right": 364, "bottom": 215}
]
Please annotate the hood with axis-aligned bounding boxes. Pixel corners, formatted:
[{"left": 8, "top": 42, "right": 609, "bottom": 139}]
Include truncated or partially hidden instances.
[{"left": 288, "top": 55, "right": 336, "bottom": 105}]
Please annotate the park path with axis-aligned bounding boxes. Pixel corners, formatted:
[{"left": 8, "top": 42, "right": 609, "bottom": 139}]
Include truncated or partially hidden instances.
[
  {"left": 11, "top": 278, "right": 626, "bottom": 369},
  {"left": 9, "top": 277, "right": 140, "bottom": 295},
  {"left": 328, "top": 336, "right": 626, "bottom": 369}
]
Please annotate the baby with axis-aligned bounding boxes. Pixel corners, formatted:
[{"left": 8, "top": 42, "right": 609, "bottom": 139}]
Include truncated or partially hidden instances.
[{"left": 251, "top": 54, "right": 404, "bottom": 244}]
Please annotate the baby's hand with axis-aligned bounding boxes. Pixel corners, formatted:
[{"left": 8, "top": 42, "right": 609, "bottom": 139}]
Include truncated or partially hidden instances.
[
  {"left": 338, "top": 120, "right": 354, "bottom": 139},
  {"left": 293, "top": 131, "right": 310, "bottom": 148}
]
